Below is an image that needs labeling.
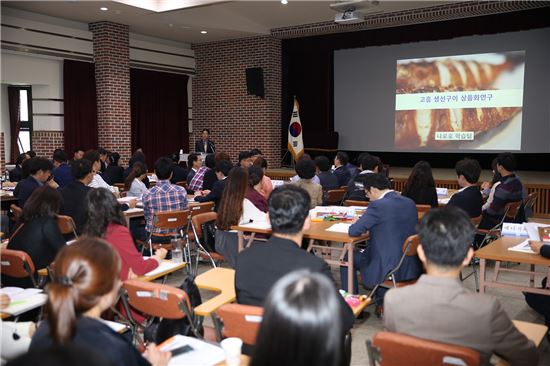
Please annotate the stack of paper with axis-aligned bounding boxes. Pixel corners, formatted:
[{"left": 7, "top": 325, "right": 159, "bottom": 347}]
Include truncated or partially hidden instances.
[
  {"left": 436, "top": 187, "right": 448, "bottom": 196},
  {"left": 508, "top": 240, "right": 535, "bottom": 254},
  {"left": 326, "top": 223, "right": 352, "bottom": 233},
  {"left": 162, "top": 335, "right": 225, "bottom": 365}
]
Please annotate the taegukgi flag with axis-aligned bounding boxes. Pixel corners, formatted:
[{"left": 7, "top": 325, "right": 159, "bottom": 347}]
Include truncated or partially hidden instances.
[{"left": 287, "top": 97, "right": 304, "bottom": 161}]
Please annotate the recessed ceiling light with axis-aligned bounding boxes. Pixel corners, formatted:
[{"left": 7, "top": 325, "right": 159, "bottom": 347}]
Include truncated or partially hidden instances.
[
  {"left": 281, "top": 0, "right": 288, "bottom": 5},
  {"left": 100, "top": 7, "right": 108, "bottom": 11},
  {"left": 168, "top": 23, "right": 173, "bottom": 27},
  {"left": 201, "top": 31, "right": 208, "bottom": 34}
]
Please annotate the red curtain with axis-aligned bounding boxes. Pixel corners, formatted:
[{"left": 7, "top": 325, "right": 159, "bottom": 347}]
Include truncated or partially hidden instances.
[
  {"left": 63, "top": 60, "right": 98, "bottom": 154},
  {"left": 130, "top": 68, "right": 189, "bottom": 168},
  {"left": 8, "top": 86, "right": 20, "bottom": 163}
]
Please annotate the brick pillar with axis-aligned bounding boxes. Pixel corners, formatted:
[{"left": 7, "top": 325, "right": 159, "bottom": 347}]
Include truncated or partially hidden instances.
[{"left": 89, "top": 21, "right": 131, "bottom": 164}]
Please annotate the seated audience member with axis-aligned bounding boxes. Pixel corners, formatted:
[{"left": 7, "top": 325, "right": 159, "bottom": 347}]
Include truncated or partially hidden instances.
[
  {"left": 345, "top": 158, "right": 359, "bottom": 180},
  {"left": 481, "top": 158, "right": 502, "bottom": 211},
  {"left": 333, "top": 151, "right": 351, "bottom": 187},
  {"left": 71, "top": 147, "right": 84, "bottom": 162},
  {"left": 345, "top": 154, "right": 380, "bottom": 202},
  {"left": 98, "top": 148, "right": 109, "bottom": 174},
  {"left": 253, "top": 157, "right": 273, "bottom": 199},
  {"left": 235, "top": 186, "right": 354, "bottom": 331},
  {"left": 169, "top": 152, "right": 188, "bottom": 185},
  {"left": 123, "top": 150, "right": 150, "bottom": 188},
  {"left": 291, "top": 158, "right": 323, "bottom": 208},
  {"left": 52, "top": 149, "right": 74, "bottom": 189},
  {"left": 124, "top": 162, "right": 148, "bottom": 198},
  {"left": 251, "top": 271, "right": 347, "bottom": 366},
  {"left": 214, "top": 167, "right": 267, "bottom": 267},
  {"left": 237, "top": 151, "right": 253, "bottom": 168},
  {"left": 290, "top": 154, "right": 320, "bottom": 185},
  {"left": 401, "top": 160, "right": 438, "bottom": 208},
  {"left": 525, "top": 240, "right": 550, "bottom": 341},
  {"left": 384, "top": 206, "right": 538, "bottom": 366},
  {"left": 83, "top": 188, "right": 166, "bottom": 280},
  {"left": 83, "top": 150, "right": 116, "bottom": 194},
  {"left": 26, "top": 150, "right": 37, "bottom": 158},
  {"left": 30, "top": 237, "right": 171, "bottom": 366},
  {"left": 9, "top": 153, "right": 30, "bottom": 182},
  {"left": 246, "top": 166, "right": 268, "bottom": 212},
  {"left": 315, "top": 155, "right": 339, "bottom": 191},
  {"left": 187, "top": 161, "right": 210, "bottom": 193},
  {"left": 194, "top": 159, "right": 232, "bottom": 211},
  {"left": 200, "top": 154, "right": 217, "bottom": 191},
  {"left": 103, "top": 152, "right": 124, "bottom": 185},
  {"left": 479, "top": 152, "right": 524, "bottom": 229},
  {"left": 6, "top": 186, "right": 65, "bottom": 288},
  {"left": 250, "top": 148, "right": 263, "bottom": 162},
  {"left": 14, "top": 157, "right": 58, "bottom": 209},
  {"left": 341, "top": 174, "right": 421, "bottom": 296},
  {"left": 60, "top": 159, "right": 93, "bottom": 234},
  {"left": 142, "top": 157, "right": 188, "bottom": 242},
  {"left": 447, "top": 158, "right": 483, "bottom": 218},
  {"left": 186, "top": 153, "right": 201, "bottom": 183}
]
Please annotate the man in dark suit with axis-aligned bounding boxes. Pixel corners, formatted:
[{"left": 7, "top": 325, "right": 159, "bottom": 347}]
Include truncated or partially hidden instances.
[
  {"left": 60, "top": 159, "right": 93, "bottom": 234},
  {"left": 333, "top": 151, "right": 351, "bottom": 187},
  {"left": 341, "top": 173, "right": 421, "bottom": 297},
  {"left": 194, "top": 160, "right": 232, "bottom": 211},
  {"left": 235, "top": 184, "right": 354, "bottom": 333},
  {"left": 447, "top": 158, "right": 483, "bottom": 218},
  {"left": 314, "top": 155, "right": 339, "bottom": 191},
  {"left": 169, "top": 152, "right": 188, "bottom": 184},
  {"left": 345, "top": 154, "right": 380, "bottom": 202},
  {"left": 52, "top": 149, "right": 74, "bottom": 188},
  {"left": 14, "top": 157, "right": 58, "bottom": 208},
  {"left": 194, "top": 128, "right": 215, "bottom": 154}
]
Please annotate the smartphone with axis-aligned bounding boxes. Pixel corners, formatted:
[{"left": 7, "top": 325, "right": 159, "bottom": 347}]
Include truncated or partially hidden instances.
[{"left": 169, "top": 345, "right": 194, "bottom": 357}]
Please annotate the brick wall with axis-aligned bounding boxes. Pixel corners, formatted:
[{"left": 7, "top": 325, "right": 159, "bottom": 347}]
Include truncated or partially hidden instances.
[
  {"left": 0, "top": 132, "right": 5, "bottom": 173},
  {"left": 191, "top": 36, "right": 282, "bottom": 167},
  {"left": 32, "top": 131, "right": 65, "bottom": 158},
  {"left": 89, "top": 22, "right": 132, "bottom": 164}
]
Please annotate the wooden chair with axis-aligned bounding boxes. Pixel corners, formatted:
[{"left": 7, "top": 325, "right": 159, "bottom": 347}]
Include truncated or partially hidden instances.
[
  {"left": 343, "top": 200, "right": 369, "bottom": 207},
  {"left": 57, "top": 215, "right": 78, "bottom": 239},
  {"left": 121, "top": 280, "right": 202, "bottom": 344},
  {"left": 477, "top": 200, "right": 522, "bottom": 248},
  {"left": 366, "top": 235, "right": 421, "bottom": 300},
  {"left": 114, "top": 183, "right": 125, "bottom": 192},
  {"left": 148, "top": 210, "right": 191, "bottom": 267},
  {"left": 0, "top": 249, "right": 38, "bottom": 287},
  {"left": 176, "top": 181, "right": 187, "bottom": 189},
  {"left": 325, "top": 188, "right": 346, "bottom": 205},
  {"left": 367, "top": 331, "right": 480, "bottom": 366},
  {"left": 10, "top": 204, "right": 22, "bottom": 223},
  {"left": 523, "top": 192, "right": 538, "bottom": 218},
  {"left": 189, "top": 201, "right": 215, "bottom": 216},
  {"left": 191, "top": 212, "right": 223, "bottom": 275},
  {"left": 214, "top": 303, "right": 263, "bottom": 344}
]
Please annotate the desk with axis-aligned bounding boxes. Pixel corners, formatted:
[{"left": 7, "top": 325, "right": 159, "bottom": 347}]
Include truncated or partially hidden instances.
[
  {"left": 0, "top": 293, "right": 47, "bottom": 319},
  {"left": 475, "top": 237, "right": 550, "bottom": 295},
  {"left": 437, "top": 189, "right": 457, "bottom": 206},
  {"left": 194, "top": 268, "right": 236, "bottom": 317},
  {"left": 137, "top": 260, "right": 186, "bottom": 282},
  {"left": 495, "top": 320, "right": 548, "bottom": 366},
  {"left": 215, "top": 355, "right": 250, "bottom": 366},
  {"left": 232, "top": 221, "right": 369, "bottom": 294}
]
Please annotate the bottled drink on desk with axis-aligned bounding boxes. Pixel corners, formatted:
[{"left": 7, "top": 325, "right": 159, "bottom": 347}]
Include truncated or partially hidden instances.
[{"left": 171, "top": 238, "right": 183, "bottom": 264}]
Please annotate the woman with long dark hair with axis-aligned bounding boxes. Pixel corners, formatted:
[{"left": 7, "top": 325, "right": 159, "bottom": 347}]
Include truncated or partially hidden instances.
[
  {"left": 215, "top": 167, "right": 267, "bottom": 267},
  {"left": 124, "top": 162, "right": 148, "bottom": 198},
  {"left": 401, "top": 160, "right": 438, "bottom": 208},
  {"left": 103, "top": 152, "right": 124, "bottom": 185},
  {"left": 30, "top": 237, "right": 171, "bottom": 366},
  {"left": 6, "top": 186, "right": 65, "bottom": 287},
  {"left": 83, "top": 188, "right": 166, "bottom": 281},
  {"left": 251, "top": 271, "right": 344, "bottom": 366}
]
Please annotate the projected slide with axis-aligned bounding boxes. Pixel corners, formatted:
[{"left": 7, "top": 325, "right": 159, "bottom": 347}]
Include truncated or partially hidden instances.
[{"left": 394, "top": 51, "right": 525, "bottom": 150}]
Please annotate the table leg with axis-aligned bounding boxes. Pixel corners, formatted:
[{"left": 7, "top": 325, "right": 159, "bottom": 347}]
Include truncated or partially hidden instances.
[
  {"left": 237, "top": 231, "right": 244, "bottom": 252},
  {"left": 479, "top": 258, "right": 486, "bottom": 294},
  {"left": 530, "top": 264, "right": 535, "bottom": 287},
  {"left": 348, "top": 244, "right": 354, "bottom": 295}
]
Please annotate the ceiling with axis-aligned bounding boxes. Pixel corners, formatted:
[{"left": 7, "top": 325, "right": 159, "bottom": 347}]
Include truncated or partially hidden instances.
[{"left": 2, "top": 0, "right": 451, "bottom": 44}]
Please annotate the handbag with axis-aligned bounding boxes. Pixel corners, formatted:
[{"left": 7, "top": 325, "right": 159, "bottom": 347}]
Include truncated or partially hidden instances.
[{"left": 201, "top": 220, "right": 217, "bottom": 253}]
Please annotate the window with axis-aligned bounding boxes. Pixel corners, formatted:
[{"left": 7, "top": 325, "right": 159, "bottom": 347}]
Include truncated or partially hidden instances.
[{"left": 15, "top": 87, "right": 33, "bottom": 153}]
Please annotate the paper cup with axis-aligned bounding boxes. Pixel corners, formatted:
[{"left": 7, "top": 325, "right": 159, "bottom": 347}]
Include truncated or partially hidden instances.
[{"left": 220, "top": 337, "right": 243, "bottom": 366}]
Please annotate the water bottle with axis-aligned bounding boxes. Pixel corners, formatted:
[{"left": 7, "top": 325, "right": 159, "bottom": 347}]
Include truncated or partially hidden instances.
[
  {"left": 179, "top": 149, "right": 184, "bottom": 163},
  {"left": 171, "top": 238, "right": 183, "bottom": 264}
]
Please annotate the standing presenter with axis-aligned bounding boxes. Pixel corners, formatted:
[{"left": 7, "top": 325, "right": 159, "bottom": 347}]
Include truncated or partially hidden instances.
[{"left": 195, "top": 128, "right": 216, "bottom": 154}]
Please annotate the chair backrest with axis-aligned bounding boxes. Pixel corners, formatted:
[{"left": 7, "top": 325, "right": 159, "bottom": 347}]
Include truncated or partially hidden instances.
[
  {"left": 191, "top": 212, "right": 218, "bottom": 239},
  {"left": 326, "top": 189, "right": 346, "bottom": 205},
  {"left": 367, "top": 331, "right": 480, "bottom": 366},
  {"left": 190, "top": 202, "right": 215, "bottom": 216},
  {"left": 153, "top": 209, "right": 191, "bottom": 231},
  {"left": 57, "top": 215, "right": 78, "bottom": 237},
  {"left": 402, "top": 234, "right": 420, "bottom": 257},
  {"left": 216, "top": 303, "right": 264, "bottom": 345},
  {"left": 504, "top": 200, "right": 522, "bottom": 221},
  {"left": 343, "top": 200, "right": 369, "bottom": 207},
  {"left": 0, "top": 249, "right": 36, "bottom": 283},
  {"left": 10, "top": 204, "right": 22, "bottom": 222},
  {"left": 523, "top": 192, "right": 538, "bottom": 211},
  {"left": 176, "top": 181, "right": 187, "bottom": 189},
  {"left": 114, "top": 183, "right": 125, "bottom": 191},
  {"left": 123, "top": 279, "right": 192, "bottom": 320},
  {"left": 416, "top": 204, "right": 432, "bottom": 213}
]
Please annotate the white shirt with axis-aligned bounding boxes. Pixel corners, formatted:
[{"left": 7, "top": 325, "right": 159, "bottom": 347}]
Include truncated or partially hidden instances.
[
  {"left": 239, "top": 198, "right": 268, "bottom": 225},
  {"left": 128, "top": 178, "right": 147, "bottom": 198},
  {"left": 89, "top": 173, "right": 115, "bottom": 192}
]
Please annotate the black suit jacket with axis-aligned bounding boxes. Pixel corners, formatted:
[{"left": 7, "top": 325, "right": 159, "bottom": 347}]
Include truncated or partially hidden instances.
[
  {"left": 195, "top": 178, "right": 226, "bottom": 211},
  {"left": 195, "top": 139, "right": 215, "bottom": 154},
  {"left": 333, "top": 166, "right": 351, "bottom": 187},
  {"left": 61, "top": 181, "right": 92, "bottom": 234},
  {"left": 447, "top": 185, "right": 483, "bottom": 218},
  {"left": 9, "top": 165, "right": 23, "bottom": 182},
  {"left": 103, "top": 165, "right": 124, "bottom": 185},
  {"left": 317, "top": 171, "right": 339, "bottom": 191},
  {"left": 235, "top": 236, "right": 355, "bottom": 332},
  {"left": 402, "top": 185, "right": 438, "bottom": 208},
  {"left": 13, "top": 176, "right": 41, "bottom": 208},
  {"left": 170, "top": 164, "right": 188, "bottom": 184}
]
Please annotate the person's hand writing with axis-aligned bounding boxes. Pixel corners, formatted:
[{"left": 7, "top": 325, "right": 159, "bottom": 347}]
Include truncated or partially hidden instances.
[
  {"left": 46, "top": 179, "right": 59, "bottom": 189},
  {"left": 144, "top": 343, "right": 171, "bottom": 366},
  {"left": 0, "top": 294, "right": 10, "bottom": 309},
  {"left": 481, "top": 181, "right": 491, "bottom": 190},
  {"left": 128, "top": 199, "right": 138, "bottom": 208},
  {"left": 154, "top": 248, "right": 168, "bottom": 263},
  {"left": 529, "top": 240, "right": 544, "bottom": 255}
]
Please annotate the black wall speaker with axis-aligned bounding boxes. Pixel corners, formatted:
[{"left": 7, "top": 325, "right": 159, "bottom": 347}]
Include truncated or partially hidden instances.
[{"left": 245, "top": 67, "right": 265, "bottom": 98}]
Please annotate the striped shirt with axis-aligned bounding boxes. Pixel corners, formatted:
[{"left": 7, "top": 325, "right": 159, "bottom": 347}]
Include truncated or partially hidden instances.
[
  {"left": 188, "top": 166, "right": 210, "bottom": 191},
  {"left": 142, "top": 180, "right": 188, "bottom": 235},
  {"left": 485, "top": 174, "right": 523, "bottom": 219}
]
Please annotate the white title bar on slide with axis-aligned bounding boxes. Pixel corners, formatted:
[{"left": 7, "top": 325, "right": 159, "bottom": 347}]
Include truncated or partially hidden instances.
[{"left": 395, "top": 89, "right": 523, "bottom": 110}]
